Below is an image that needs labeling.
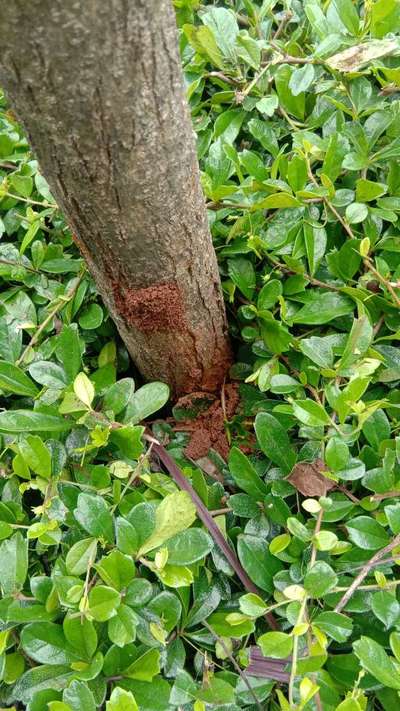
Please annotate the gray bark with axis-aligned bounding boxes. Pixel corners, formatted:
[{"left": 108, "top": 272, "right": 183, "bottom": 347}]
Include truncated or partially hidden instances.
[{"left": 0, "top": 0, "right": 231, "bottom": 397}]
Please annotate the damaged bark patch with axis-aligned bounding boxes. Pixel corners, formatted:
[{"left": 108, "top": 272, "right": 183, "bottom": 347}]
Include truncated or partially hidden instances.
[{"left": 112, "top": 281, "right": 185, "bottom": 332}]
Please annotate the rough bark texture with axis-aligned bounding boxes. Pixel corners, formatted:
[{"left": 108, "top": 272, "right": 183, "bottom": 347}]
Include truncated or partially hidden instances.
[{"left": 0, "top": 0, "right": 231, "bottom": 397}]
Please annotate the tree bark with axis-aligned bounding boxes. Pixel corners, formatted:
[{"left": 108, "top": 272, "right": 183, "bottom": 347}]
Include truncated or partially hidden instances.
[{"left": 0, "top": 0, "right": 231, "bottom": 397}]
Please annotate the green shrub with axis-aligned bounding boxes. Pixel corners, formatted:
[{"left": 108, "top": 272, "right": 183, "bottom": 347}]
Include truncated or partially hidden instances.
[{"left": 1, "top": 0, "right": 400, "bottom": 708}]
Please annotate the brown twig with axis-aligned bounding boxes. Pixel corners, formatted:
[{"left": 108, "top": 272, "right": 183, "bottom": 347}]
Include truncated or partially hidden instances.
[
  {"left": 272, "top": 11, "right": 293, "bottom": 40},
  {"left": 4, "top": 191, "right": 57, "bottom": 209},
  {"left": 335, "top": 484, "right": 360, "bottom": 504},
  {"left": 363, "top": 257, "right": 400, "bottom": 308},
  {"left": 209, "top": 507, "right": 233, "bottom": 517},
  {"left": 373, "top": 313, "right": 385, "bottom": 337},
  {"left": 16, "top": 270, "right": 86, "bottom": 366},
  {"left": 204, "top": 71, "right": 242, "bottom": 86},
  {"left": 371, "top": 490, "right": 400, "bottom": 502},
  {"left": 335, "top": 534, "right": 400, "bottom": 613},
  {"left": 203, "top": 619, "right": 263, "bottom": 710},
  {"left": 149, "top": 438, "right": 278, "bottom": 630},
  {"left": 0, "top": 257, "right": 39, "bottom": 273}
]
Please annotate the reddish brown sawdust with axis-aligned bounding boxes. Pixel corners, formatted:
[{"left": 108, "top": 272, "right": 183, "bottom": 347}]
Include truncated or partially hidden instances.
[
  {"left": 112, "top": 282, "right": 185, "bottom": 332},
  {"left": 175, "top": 384, "right": 240, "bottom": 460},
  {"left": 188, "top": 343, "right": 233, "bottom": 394}
]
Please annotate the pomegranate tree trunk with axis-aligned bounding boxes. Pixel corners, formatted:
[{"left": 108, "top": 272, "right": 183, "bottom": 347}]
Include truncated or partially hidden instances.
[{"left": 0, "top": 0, "right": 231, "bottom": 397}]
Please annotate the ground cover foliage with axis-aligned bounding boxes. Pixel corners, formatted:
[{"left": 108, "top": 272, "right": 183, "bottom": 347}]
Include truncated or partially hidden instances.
[{"left": 0, "top": 0, "right": 400, "bottom": 709}]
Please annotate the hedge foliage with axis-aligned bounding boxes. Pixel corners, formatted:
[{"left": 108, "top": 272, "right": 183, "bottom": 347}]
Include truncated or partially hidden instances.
[{"left": 0, "top": 1, "right": 400, "bottom": 709}]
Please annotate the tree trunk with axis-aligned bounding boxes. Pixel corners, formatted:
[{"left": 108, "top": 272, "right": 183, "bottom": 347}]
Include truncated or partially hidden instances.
[{"left": 0, "top": 0, "right": 231, "bottom": 397}]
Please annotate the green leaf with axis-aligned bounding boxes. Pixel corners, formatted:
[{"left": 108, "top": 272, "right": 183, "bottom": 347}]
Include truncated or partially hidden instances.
[
  {"left": 362, "top": 409, "right": 390, "bottom": 450},
  {"left": 304, "top": 223, "right": 327, "bottom": 276},
  {"left": 106, "top": 687, "right": 139, "bottom": 711},
  {"left": 345, "top": 202, "right": 368, "bottom": 224},
  {"left": 0, "top": 361, "right": 38, "bottom": 397},
  {"left": 79, "top": 303, "right": 103, "bottom": 330},
  {"left": 332, "top": 0, "right": 360, "bottom": 34},
  {"left": 63, "top": 681, "right": 96, "bottom": 711},
  {"left": 214, "top": 109, "right": 245, "bottom": 144},
  {"left": 208, "top": 611, "right": 255, "bottom": 638},
  {"left": 237, "top": 534, "right": 282, "bottom": 592},
  {"left": 256, "top": 96, "right": 278, "bottom": 116},
  {"left": 255, "top": 412, "right": 296, "bottom": 474},
  {"left": 248, "top": 118, "right": 279, "bottom": 156},
  {"left": 325, "top": 437, "right": 350, "bottom": 472},
  {"left": 29, "top": 361, "right": 68, "bottom": 389},
  {"left": 292, "top": 399, "right": 331, "bottom": 427},
  {"left": 47, "top": 701, "right": 72, "bottom": 711},
  {"left": 0, "top": 532, "right": 28, "bottom": 596},
  {"left": 201, "top": 7, "right": 239, "bottom": 62},
  {"left": 124, "top": 382, "right": 169, "bottom": 424},
  {"left": 63, "top": 615, "right": 98, "bottom": 659},
  {"left": 116, "top": 517, "right": 139, "bottom": 556},
  {"left": 164, "top": 529, "right": 213, "bottom": 565},
  {"left": 184, "top": 24, "right": 225, "bottom": 69},
  {"left": 74, "top": 493, "right": 114, "bottom": 543},
  {"left": 354, "top": 636, "right": 400, "bottom": 689},
  {"left": 390, "top": 631, "right": 400, "bottom": 661},
  {"left": 56, "top": 324, "right": 82, "bottom": 383},
  {"left": 257, "top": 280, "right": 282, "bottom": 310},
  {"left": 109, "top": 425, "right": 144, "bottom": 460},
  {"left": 21, "top": 622, "right": 78, "bottom": 665},
  {"left": 239, "top": 592, "right": 268, "bottom": 617},
  {"left": 95, "top": 549, "right": 135, "bottom": 590},
  {"left": 65, "top": 538, "right": 97, "bottom": 576},
  {"left": 103, "top": 378, "right": 135, "bottom": 415},
  {"left": 385, "top": 503, "right": 400, "bottom": 535},
  {"left": 14, "top": 665, "right": 73, "bottom": 704},
  {"left": 371, "top": 590, "right": 400, "bottom": 629},
  {"left": 371, "top": 0, "right": 400, "bottom": 37},
  {"left": 0, "top": 410, "right": 71, "bottom": 433},
  {"left": 185, "top": 586, "right": 221, "bottom": 628},
  {"left": 275, "top": 64, "right": 305, "bottom": 119},
  {"left": 196, "top": 677, "right": 235, "bottom": 705},
  {"left": 87, "top": 585, "right": 121, "bottom": 622},
  {"left": 228, "top": 447, "right": 267, "bottom": 499},
  {"left": 313, "top": 612, "right": 353, "bottom": 642},
  {"left": 270, "top": 374, "right": 299, "bottom": 394},
  {"left": 147, "top": 591, "right": 182, "bottom": 632},
  {"left": 292, "top": 292, "right": 354, "bottom": 325},
  {"left": 260, "top": 313, "right": 293, "bottom": 354},
  {"left": 227, "top": 257, "right": 256, "bottom": 299},
  {"left": 289, "top": 64, "right": 315, "bottom": 95},
  {"left": 73, "top": 372, "right": 94, "bottom": 408},
  {"left": 108, "top": 604, "right": 138, "bottom": 647},
  {"left": 299, "top": 336, "right": 334, "bottom": 368},
  {"left": 257, "top": 631, "right": 293, "bottom": 659},
  {"left": 254, "top": 192, "right": 300, "bottom": 209},
  {"left": 236, "top": 32, "right": 261, "bottom": 69},
  {"left": 137, "top": 491, "right": 196, "bottom": 556},
  {"left": 346, "top": 515, "right": 390, "bottom": 550},
  {"left": 124, "top": 579, "right": 153, "bottom": 609},
  {"left": 356, "top": 178, "right": 387, "bottom": 202},
  {"left": 304, "top": 561, "right": 338, "bottom": 598},
  {"left": 125, "top": 648, "right": 161, "bottom": 681},
  {"left": 338, "top": 316, "right": 373, "bottom": 371},
  {"left": 10, "top": 173, "right": 33, "bottom": 197},
  {"left": 170, "top": 670, "right": 198, "bottom": 706},
  {"left": 19, "top": 435, "right": 51, "bottom": 479}
]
